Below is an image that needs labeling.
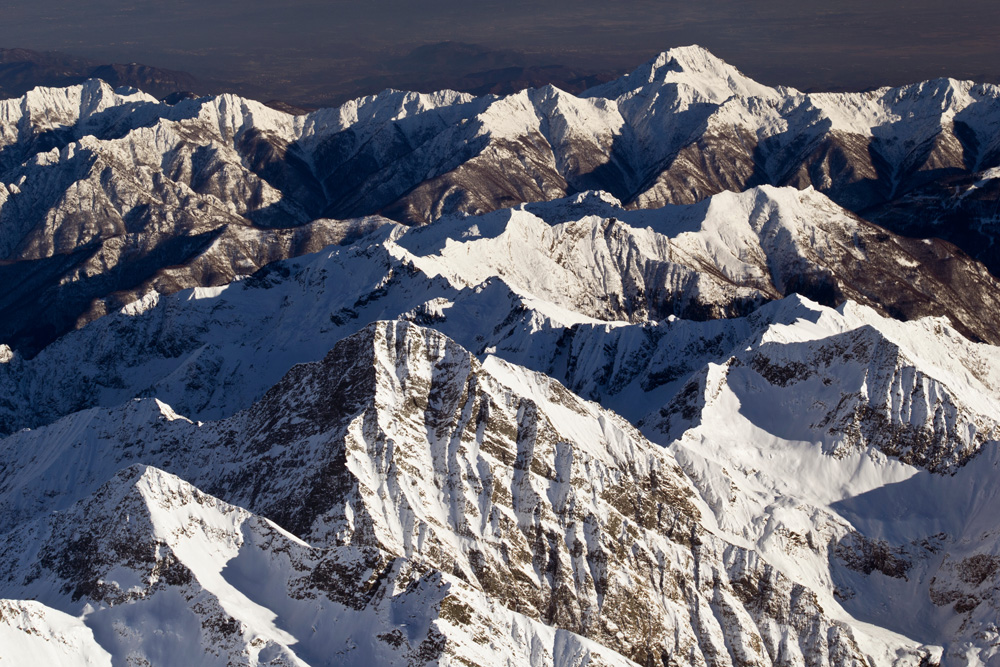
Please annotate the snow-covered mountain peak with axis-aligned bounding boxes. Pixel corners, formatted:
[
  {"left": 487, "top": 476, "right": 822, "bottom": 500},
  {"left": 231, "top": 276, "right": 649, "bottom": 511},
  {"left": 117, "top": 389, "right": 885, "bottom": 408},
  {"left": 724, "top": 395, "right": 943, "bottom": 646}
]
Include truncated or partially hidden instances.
[
  {"left": 8, "top": 45, "right": 1000, "bottom": 665},
  {"left": 297, "top": 87, "right": 480, "bottom": 146},
  {"left": 1, "top": 181, "right": 997, "bottom": 444},
  {"left": 881, "top": 76, "right": 978, "bottom": 110},
  {"left": 0, "top": 78, "right": 155, "bottom": 147},
  {"left": 651, "top": 293, "right": 1000, "bottom": 474},
  {"left": 5, "top": 50, "right": 1000, "bottom": 358},
  {"left": 586, "top": 44, "right": 784, "bottom": 104},
  {"left": 656, "top": 44, "right": 785, "bottom": 98},
  {"left": 520, "top": 189, "right": 625, "bottom": 224},
  {"left": 744, "top": 292, "right": 852, "bottom": 336}
]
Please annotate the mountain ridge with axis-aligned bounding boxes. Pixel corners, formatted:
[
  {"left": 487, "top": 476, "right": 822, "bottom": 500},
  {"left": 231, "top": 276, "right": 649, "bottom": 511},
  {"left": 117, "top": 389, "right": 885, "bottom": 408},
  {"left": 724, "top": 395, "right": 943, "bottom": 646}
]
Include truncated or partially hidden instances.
[
  {"left": 3, "top": 186, "right": 1000, "bottom": 437},
  {"left": 0, "top": 321, "right": 935, "bottom": 666},
  {"left": 3, "top": 45, "right": 1000, "bottom": 357}
]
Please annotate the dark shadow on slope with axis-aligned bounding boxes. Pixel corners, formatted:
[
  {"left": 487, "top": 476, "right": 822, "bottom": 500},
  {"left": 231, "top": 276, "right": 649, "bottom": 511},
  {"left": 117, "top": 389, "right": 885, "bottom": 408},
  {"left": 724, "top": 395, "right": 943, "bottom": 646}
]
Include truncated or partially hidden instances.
[
  {"left": 0, "top": 98, "right": 203, "bottom": 174},
  {"left": 219, "top": 527, "right": 399, "bottom": 667},
  {"left": 561, "top": 120, "right": 641, "bottom": 204},
  {"left": 618, "top": 98, "right": 735, "bottom": 206},
  {"left": 862, "top": 175, "right": 1000, "bottom": 279},
  {"left": 524, "top": 84, "right": 640, "bottom": 204},
  {"left": 743, "top": 119, "right": 890, "bottom": 212},
  {"left": 0, "top": 245, "right": 97, "bottom": 353},
  {"left": 856, "top": 104, "right": 1000, "bottom": 278},
  {"left": 176, "top": 143, "right": 310, "bottom": 228},
  {"left": 868, "top": 115, "right": 969, "bottom": 204},
  {"left": 827, "top": 451, "right": 1000, "bottom": 645},
  {"left": 816, "top": 135, "right": 888, "bottom": 210},
  {"left": 780, "top": 271, "right": 844, "bottom": 309},
  {"left": 0, "top": 126, "right": 77, "bottom": 173},
  {"left": 369, "top": 129, "right": 497, "bottom": 224},
  {"left": 0, "top": 149, "right": 100, "bottom": 260},
  {"left": 0, "top": 227, "right": 225, "bottom": 357},
  {"left": 289, "top": 97, "right": 496, "bottom": 223},
  {"left": 952, "top": 119, "right": 980, "bottom": 172},
  {"left": 831, "top": 459, "right": 997, "bottom": 546},
  {"left": 328, "top": 132, "right": 495, "bottom": 222},
  {"left": 235, "top": 127, "right": 326, "bottom": 224},
  {"left": 79, "top": 97, "right": 202, "bottom": 142}
]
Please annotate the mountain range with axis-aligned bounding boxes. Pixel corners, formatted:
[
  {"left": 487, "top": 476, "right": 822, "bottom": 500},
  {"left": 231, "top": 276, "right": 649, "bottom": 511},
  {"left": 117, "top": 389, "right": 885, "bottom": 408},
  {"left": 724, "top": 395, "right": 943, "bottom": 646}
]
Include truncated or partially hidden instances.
[
  {"left": 2, "top": 45, "right": 1000, "bottom": 665},
  {"left": 0, "top": 48, "right": 203, "bottom": 101}
]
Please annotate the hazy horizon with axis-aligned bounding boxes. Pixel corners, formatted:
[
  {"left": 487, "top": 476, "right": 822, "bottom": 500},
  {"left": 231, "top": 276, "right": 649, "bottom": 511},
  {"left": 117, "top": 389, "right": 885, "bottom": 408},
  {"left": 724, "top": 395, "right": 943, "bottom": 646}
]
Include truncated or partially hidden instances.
[{"left": 3, "top": 1, "right": 1000, "bottom": 104}]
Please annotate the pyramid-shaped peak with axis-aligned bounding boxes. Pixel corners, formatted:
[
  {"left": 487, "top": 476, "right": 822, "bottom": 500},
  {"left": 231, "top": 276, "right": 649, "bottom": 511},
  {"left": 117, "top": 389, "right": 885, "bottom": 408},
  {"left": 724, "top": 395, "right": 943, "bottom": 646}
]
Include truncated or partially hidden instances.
[
  {"left": 657, "top": 44, "right": 731, "bottom": 72},
  {"left": 328, "top": 319, "right": 474, "bottom": 370},
  {"left": 243, "top": 320, "right": 479, "bottom": 432},
  {"left": 586, "top": 44, "right": 781, "bottom": 102},
  {"left": 78, "top": 463, "right": 215, "bottom": 516},
  {"left": 329, "top": 319, "right": 480, "bottom": 394}
]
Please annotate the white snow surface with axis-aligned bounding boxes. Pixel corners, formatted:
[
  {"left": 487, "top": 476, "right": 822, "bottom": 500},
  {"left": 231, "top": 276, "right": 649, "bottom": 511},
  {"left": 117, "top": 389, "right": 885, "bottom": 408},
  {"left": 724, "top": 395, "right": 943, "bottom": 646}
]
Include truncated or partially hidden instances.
[
  {"left": 1, "top": 463, "right": 639, "bottom": 667},
  {"left": 0, "top": 321, "right": 935, "bottom": 666},
  {"left": 3, "top": 43, "right": 1000, "bottom": 262}
]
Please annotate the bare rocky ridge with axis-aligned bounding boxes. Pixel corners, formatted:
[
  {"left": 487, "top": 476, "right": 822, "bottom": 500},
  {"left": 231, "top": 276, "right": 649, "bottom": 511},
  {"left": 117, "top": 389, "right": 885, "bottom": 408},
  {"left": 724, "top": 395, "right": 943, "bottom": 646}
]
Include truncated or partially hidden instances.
[{"left": 0, "top": 322, "right": 928, "bottom": 665}]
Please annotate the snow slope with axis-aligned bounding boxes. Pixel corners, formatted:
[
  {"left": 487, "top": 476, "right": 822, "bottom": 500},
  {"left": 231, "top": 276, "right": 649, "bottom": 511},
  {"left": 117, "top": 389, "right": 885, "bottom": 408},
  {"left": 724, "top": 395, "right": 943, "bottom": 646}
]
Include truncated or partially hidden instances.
[{"left": 5, "top": 49, "right": 1000, "bottom": 664}]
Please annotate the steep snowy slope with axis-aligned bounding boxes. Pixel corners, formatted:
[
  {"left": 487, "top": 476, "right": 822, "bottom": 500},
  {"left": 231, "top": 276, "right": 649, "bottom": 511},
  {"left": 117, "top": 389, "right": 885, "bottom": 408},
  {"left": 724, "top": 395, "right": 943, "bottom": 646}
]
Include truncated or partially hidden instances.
[
  {"left": 2, "top": 195, "right": 998, "bottom": 660},
  {"left": 646, "top": 296, "right": 1000, "bottom": 474},
  {"left": 0, "top": 322, "right": 932, "bottom": 665},
  {"left": 627, "top": 297, "right": 1000, "bottom": 663},
  {"left": 3, "top": 186, "right": 998, "bottom": 437},
  {"left": 583, "top": 47, "right": 1000, "bottom": 272},
  {"left": 583, "top": 47, "right": 1000, "bottom": 206},
  {"left": 0, "top": 600, "right": 111, "bottom": 666},
  {"left": 476, "top": 291, "right": 1000, "bottom": 662},
  {"left": 0, "top": 80, "right": 473, "bottom": 354},
  {"left": 0, "top": 463, "right": 641, "bottom": 667}
]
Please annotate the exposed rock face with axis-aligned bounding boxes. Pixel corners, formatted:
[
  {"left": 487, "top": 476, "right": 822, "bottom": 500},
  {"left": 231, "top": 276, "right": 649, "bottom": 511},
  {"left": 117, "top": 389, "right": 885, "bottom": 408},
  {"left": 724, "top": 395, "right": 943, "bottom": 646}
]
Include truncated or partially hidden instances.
[
  {"left": 0, "top": 80, "right": 396, "bottom": 354},
  {"left": 0, "top": 323, "right": 916, "bottom": 666}
]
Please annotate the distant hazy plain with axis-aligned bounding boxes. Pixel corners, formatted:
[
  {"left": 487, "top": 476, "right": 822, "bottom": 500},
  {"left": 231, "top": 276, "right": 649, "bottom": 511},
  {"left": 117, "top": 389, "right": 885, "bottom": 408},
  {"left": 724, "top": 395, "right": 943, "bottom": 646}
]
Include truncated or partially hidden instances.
[{"left": 3, "top": 0, "right": 998, "bottom": 103}]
